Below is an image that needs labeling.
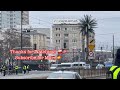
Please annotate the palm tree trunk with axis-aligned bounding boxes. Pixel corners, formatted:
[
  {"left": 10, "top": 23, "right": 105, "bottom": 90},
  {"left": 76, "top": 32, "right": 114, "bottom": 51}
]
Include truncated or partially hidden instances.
[
  {"left": 82, "top": 31, "right": 85, "bottom": 62},
  {"left": 86, "top": 26, "right": 89, "bottom": 62}
]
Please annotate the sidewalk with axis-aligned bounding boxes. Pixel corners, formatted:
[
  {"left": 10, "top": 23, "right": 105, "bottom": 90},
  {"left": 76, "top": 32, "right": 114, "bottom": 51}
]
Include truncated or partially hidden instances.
[{"left": 86, "top": 75, "right": 106, "bottom": 79}]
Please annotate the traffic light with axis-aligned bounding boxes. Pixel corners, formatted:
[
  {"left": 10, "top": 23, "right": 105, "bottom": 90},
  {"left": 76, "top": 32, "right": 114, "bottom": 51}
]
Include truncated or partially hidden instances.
[
  {"left": 57, "top": 55, "right": 62, "bottom": 60},
  {"left": 57, "top": 49, "right": 63, "bottom": 60}
]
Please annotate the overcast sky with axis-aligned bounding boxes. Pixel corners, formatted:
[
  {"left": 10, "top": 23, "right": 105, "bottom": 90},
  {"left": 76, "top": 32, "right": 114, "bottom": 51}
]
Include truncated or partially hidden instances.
[{"left": 29, "top": 11, "right": 120, "bottom": 50}]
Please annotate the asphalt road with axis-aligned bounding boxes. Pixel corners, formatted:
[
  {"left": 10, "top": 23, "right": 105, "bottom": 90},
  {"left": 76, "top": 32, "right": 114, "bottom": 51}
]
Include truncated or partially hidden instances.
[{"left": 0, "top": 70, "right": 106, "bottom": 79}]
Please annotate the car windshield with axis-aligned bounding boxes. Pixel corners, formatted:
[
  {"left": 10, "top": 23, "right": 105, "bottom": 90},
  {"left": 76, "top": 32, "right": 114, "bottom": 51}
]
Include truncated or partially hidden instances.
[
  {"left": 47, "top": 73, "right": 74, "bottom": 79},
  {"left": 58, "top": 64, "right": 71, "bottom": 67},
  {"left": 85, "top": 64, "right": 89, "bottom": 66},
  {"left": 73, "top": 64, "right": 82, "bottom": 66}
]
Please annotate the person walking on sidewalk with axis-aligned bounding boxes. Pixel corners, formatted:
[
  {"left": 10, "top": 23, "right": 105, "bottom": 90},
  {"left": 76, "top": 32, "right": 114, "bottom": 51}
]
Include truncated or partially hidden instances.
[
  {"left": 23, "top": 65, "right": 27, "bottom": 74},
  {"left": 2, "top": 64, "right": 7, "bottom": 76},
  {"left": 14, "top": 65, "right": 19, "bottom": 75},
  {"left": 26, "top": 65, "right": 30, "bottom": 73}
]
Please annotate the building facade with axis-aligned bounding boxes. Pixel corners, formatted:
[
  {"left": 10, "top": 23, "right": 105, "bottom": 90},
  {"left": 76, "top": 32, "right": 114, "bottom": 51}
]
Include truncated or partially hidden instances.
[
  {"left": 52, "top": 19, "right": 82, "bottom": 51},
  {"left": 30, "top": 32, "right": 47, "bottom": 50},
  {"left": 0, "top": 11, "right": 29, "bottom": 29},
  {"left": 52, "top": 19, "right": 82, "bottom": 62},
  {"left": 32, "top": 28, "right": 51, "bottom": 49}
]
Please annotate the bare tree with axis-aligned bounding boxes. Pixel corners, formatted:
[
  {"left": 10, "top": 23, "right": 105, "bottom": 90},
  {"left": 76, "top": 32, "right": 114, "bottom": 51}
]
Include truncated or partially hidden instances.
[{"left": 2, "top": 28, "right": 31, "bottom": 58}]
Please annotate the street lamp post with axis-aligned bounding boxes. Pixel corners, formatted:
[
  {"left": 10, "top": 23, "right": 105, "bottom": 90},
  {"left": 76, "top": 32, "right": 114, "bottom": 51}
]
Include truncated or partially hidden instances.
[{"left": 113, "top": 34, "right": 115, "bottom": 63}]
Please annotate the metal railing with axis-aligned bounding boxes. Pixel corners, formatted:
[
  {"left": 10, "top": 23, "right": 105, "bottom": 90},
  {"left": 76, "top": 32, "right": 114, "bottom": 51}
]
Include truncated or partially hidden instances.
[{"left": 50, "top": 67, "right": 107, "bottom": 78}]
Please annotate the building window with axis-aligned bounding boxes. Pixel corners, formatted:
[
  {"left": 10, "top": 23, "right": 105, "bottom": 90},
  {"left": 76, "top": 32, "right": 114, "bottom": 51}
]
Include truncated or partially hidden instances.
[
  {"left": 56, "top": 28, "right": 58, "bottom": 30},
  {"left": 64, "top": 34, "right": 69, "bottom": 37},
  {"left": 10, "top": 15, "right": 13, "bottom": 17},
  {"left": 64, "top": 40, "right": 68, "bottom": 42},
  {"left": 10, "top": 18, "right": 13, "bottom": 20},
  {"left": 72, "top": 39, "right": 77, "bottom": 43},
  {"left": 64, "top": 43, "right": 67, "bottom": 48},
  {"left": 56, "top": 40, "right": 60, "bottom": 44},
  {"left": 56, "top": 34, "right": 60, "bottom": 37},
  {"left": 59, "top": 28, "right": 60, "bottom": 30},
  {"left": 10, "top": 22, "right": 13, "bottom": 24},
  {"left": 72, "top": 33, "right": 77, "bottom": 37},
  {"left": 65, "top": 28, "right": 67, "bottom": 30}
]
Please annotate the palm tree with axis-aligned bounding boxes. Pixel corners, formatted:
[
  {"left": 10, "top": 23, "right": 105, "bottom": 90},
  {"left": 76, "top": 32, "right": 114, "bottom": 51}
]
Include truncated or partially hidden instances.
[{"left": 80, "top": 15, "right": 97, "bottom": 61}]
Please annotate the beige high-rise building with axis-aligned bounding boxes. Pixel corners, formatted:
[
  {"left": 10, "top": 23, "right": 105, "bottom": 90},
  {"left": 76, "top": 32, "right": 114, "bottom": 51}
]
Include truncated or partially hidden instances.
[
  {"left": 52, "top": 19, "right": 82, "bottom": 62},
  {"left": 52, "top": 19, "right": 82, "bottom": 51}
]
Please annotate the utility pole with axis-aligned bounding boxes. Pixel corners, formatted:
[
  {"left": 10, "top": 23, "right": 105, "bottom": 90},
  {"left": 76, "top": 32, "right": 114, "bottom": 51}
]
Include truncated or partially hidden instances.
[
  {"left": 113, "top": 34, "right": 115, "bottom": 63},
  {"left": 73, "top": 49, "right": 74, "bottom": 62},
  {"left": 100, "top": 46, "right": 103, "bottom": 64},
  {"left": 20, "top": 11, "right": 23, "bottom": 68}
]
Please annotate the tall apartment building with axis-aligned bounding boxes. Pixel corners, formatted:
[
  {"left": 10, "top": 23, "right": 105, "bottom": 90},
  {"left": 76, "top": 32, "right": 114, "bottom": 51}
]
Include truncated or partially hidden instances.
[
  {"left": 0, "top": 11, "right": 29, "bottom": 29},
  {"left": 52, "top": 19, "right": 82, "bottom": 62},
  {"left": 52, "top": 19, "right": 82, "bottom": 51}
]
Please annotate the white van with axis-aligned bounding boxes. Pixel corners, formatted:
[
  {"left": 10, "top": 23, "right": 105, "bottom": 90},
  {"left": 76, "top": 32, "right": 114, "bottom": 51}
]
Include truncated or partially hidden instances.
[
  {"left": 57, "top": 63, "right": 73, "bottom": 69},
  {"left": 72, "top": 62, "right": 86, "bottom": 69},
  {"left": 50, "top": 64, "right": 60, "bottom": 70}
]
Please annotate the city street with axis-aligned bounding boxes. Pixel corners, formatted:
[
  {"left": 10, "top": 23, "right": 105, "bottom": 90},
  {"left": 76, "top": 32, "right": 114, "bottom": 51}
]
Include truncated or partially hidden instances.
[
  {"left": 0, "top": 70, "right": 106, "bottom": 79},
  {"left": 0, "top": 71, "right": 52, "bottom": 79},
  {"left": 0, "top": 11, "right": 118, "bottom": 79}
]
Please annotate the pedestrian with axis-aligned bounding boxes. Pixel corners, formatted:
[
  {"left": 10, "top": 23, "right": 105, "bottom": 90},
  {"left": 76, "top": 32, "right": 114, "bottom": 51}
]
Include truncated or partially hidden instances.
[
  {"left": 14, "top": 65, "right": 19, "bottom": 75},
  {"left": 23, "top": 65, "right": 27, "bottom": 74},
  {"left": 106, "top": 48, "right": 120, "bottom": 79},
  {"left": 2, "top": 64, "right": 7, "bottom": 76},
  {"left": 0, "top": 65, "right": 3, "bottom": 74},
  {"left": 26, "top": 65, "right": 30, "bottom": 73},
  {"left": 8, "top": 64, "right": 12, "bottom": 75}
]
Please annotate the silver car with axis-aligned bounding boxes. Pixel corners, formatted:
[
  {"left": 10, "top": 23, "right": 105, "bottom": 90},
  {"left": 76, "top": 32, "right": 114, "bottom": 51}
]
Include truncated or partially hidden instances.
[{"left": 47, "top": 71, "right": 82, "bottom": 79}]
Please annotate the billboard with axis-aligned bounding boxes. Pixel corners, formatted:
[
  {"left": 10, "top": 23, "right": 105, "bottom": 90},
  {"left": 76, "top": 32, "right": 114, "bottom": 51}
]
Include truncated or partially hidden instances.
[{"left": 53, "top": 19, "right": 80, "bottom": 24}]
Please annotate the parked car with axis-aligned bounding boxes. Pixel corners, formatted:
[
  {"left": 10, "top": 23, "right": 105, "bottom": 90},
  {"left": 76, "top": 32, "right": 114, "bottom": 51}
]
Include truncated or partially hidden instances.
[
  {"left": 83, "top": 64, "right": 91, "bottom": 69},
  {"left": 96, "top": 64, "right": 104, "bottom": 69},
  {"left": 47, "top": 71, "right": 82, "bottom": 79}
]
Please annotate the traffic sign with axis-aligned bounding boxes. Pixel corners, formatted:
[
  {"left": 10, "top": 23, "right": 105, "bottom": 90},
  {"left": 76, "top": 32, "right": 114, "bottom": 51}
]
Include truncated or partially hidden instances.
[
  {"left": 88, "top": 45, "right": 95, "bottom": 51},
  {"left": 89, "top": 52, "right": 94, "bottom": 57},
  {"left": 90, "top": 39, "right": 94, "bottom": 43},
  {"left": 89, "top": 39, "right": 95, "bottom": 45}
]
